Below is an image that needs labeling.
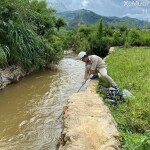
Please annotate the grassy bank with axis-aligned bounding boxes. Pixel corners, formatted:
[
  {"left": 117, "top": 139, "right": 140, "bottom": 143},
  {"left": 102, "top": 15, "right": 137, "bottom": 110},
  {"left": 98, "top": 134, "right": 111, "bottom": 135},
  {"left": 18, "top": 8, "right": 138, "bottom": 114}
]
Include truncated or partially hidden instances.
[{"left": 99, "top": 47, "right": 150, "bottom": 149}]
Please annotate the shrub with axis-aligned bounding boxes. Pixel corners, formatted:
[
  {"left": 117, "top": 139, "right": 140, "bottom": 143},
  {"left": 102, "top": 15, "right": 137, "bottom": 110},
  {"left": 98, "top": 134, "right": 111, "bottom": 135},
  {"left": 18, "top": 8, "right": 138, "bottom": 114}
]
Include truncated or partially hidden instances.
[
  {"left": 0, "top": 44, "right": 10, "bottom": 67},
  {"left": 128, "top": 29, "right": 143, "bottom": 46},
  {"left": 91, "top": 38, "right": 109, "bottom": 57},
  {"left": 112, "top": 30, "right": 124, "bottom": 46}
]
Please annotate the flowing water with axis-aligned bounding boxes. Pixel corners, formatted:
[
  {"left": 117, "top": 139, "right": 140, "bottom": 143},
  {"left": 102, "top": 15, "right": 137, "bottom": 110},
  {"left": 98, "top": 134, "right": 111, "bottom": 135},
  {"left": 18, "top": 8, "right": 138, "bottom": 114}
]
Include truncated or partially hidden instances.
[{"left": 0, "top": 58, "right": 85, "bottom": 150}]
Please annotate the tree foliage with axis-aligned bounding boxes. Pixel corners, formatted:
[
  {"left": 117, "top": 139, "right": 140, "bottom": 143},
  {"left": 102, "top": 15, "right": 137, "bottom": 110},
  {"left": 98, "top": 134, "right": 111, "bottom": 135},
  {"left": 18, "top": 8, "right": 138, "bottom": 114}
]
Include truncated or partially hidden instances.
[
  {"left": 0, "top": 0, "right": 66, "bottom": 68},
  {"left": 97, "top": 20, "right": 103, "bottom": 40},
  {"left": 69, "top": 20, "right": 110, "bottom": 57},
  {"left": 55, "top": 18, "right": 66, "bottom": 31},
  {"left": 67, "top": 20, "right": 150, "bottom": 57}
]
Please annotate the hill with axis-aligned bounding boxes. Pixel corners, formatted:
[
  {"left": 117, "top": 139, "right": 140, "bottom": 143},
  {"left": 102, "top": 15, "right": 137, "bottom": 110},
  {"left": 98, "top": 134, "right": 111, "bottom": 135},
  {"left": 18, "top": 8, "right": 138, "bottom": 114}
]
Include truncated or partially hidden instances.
[{"left": 56, "top": 9, "right": 150, "bottom": 28}]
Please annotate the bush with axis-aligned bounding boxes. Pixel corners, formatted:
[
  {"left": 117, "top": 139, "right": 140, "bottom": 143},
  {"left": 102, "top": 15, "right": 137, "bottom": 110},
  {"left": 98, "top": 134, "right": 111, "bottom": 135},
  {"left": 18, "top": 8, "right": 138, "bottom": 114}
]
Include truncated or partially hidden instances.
[
  {"left": 112, "top": 30, "right": 124, "bottom": 46},
  {"left": 128, "top": 29, "right": 143, "bottom": 46},
  {"left": 91, "top": 38, "right": 109, "bottom": 57},
  {"left": 143, "top": 37, "right": 150, "bottom": 46},
  {"left": 89, "top": 20, "right": 110, "bottom": 57}
]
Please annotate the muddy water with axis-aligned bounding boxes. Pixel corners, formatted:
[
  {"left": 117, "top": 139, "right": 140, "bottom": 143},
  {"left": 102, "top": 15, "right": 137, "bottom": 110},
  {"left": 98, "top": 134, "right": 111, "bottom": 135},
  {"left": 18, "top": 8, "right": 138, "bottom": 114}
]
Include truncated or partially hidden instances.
[{"left": 0, "top": 58, "right": 85, "bottom": 150}]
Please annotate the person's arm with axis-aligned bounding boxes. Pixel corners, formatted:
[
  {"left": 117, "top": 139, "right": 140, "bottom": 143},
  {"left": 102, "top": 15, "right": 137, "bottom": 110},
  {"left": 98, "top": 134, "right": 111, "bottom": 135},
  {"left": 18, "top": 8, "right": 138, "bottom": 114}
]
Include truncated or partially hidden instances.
[
  {"left": 84, "top": 67, "right": 89, "bottom": 80},
  {"left": 88, "top": 69, "right": 95, "bottom": 75},
  {"left": 84, "top": 66, "right": 95, "bottom": 80},
  {"left": 87, "top": 57, "right": 98, "bottom": 76}
]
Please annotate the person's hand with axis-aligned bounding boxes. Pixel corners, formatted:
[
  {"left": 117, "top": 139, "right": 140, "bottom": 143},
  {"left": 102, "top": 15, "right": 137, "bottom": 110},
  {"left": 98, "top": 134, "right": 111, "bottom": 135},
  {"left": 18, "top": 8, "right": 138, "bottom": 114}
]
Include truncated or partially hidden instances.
[
  {"left": 86, "top": 74, "right": 93, "bottom": 79},
  {"left": 89, "top": 74, "right": 94, "bottom": 78}
]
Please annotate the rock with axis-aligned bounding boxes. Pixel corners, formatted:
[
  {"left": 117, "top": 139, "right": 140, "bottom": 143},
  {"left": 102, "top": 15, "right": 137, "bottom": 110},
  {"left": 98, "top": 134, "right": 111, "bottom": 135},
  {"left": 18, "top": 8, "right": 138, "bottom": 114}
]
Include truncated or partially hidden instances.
[
  {"left": 58, "top": 80, "right": 121, "bottom": 150},
  {"left": 0, "top": 65, "right": 36, "bottom": 90}
]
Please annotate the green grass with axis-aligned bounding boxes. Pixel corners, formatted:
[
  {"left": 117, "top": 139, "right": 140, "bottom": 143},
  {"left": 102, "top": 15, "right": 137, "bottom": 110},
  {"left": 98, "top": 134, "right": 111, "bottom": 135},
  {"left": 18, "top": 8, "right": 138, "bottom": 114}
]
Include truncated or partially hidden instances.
[{"left": 99, "top": 47, "right": 150, "bottom": 149}]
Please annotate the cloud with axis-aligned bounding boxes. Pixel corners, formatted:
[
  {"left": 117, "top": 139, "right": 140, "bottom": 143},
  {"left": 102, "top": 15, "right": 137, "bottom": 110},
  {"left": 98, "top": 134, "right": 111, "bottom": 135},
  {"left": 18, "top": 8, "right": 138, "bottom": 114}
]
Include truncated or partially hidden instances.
[
  {"left": 82, "top": 0, "right": 89, "bottom": 8},
  {"left": 46, "top": 0, "right": 150, "bottom": 21}
]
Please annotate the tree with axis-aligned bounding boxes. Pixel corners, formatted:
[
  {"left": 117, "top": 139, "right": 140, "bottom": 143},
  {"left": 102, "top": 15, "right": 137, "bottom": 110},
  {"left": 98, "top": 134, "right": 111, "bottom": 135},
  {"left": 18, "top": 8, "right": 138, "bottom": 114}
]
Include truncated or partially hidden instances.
[
  {"left": 97, "top": 19, "right": 103, "bottom": 40},
  {"left": 78, "top": 25, "right": 93, "bottom": 37},
  {"left": 55, "top": 18, "right": 66, "bottom": 31}
]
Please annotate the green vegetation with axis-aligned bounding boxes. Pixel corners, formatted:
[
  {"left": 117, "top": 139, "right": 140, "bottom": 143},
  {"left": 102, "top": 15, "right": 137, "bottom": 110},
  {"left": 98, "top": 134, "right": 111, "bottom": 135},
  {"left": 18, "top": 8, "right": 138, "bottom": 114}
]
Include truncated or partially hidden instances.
[
  {"left": 0, "top": 0, "right": 66, "bottom": 69},
  {"left": 69, "top": 21, "right": 109, "bottom": 57},
  {"left": 67, "top": 16, "right": 150, "bottom": 149},
  {"left": 99, "top": 47, "right": 150, "bottom": 149},
  {"left": 0, "top": 2, "right": 149, "bottom": 148},
  {"left": 55, "top": 18, "right": 66, "bottom": 31},
  {"left": 68, "top": 20, "right": 150, "bottom": 57},
  {"left": 1, "top": 2, "right": 150, "bottom": 69}
]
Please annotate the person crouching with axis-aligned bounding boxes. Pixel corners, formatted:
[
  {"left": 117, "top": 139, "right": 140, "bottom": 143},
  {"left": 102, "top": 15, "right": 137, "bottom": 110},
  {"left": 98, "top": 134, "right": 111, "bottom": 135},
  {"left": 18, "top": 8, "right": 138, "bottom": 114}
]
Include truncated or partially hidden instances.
[{"left": 78, "top": 51, "right": 119, "bottom": 91}]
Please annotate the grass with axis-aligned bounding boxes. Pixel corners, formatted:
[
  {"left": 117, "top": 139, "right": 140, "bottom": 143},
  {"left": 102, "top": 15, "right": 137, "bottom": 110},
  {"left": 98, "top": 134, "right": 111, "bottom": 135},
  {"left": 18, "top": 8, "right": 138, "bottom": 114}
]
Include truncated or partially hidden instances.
[{"left": 98, "top": 47, "right": 150, "bottom": 149}]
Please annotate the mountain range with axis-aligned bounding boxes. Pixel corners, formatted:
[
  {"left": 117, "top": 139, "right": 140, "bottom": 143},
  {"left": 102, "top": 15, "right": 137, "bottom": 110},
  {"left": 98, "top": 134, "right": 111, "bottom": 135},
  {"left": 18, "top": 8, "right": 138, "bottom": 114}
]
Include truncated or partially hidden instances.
[{"left": 56, "top": 9, "right": 150, "bottom": 28}]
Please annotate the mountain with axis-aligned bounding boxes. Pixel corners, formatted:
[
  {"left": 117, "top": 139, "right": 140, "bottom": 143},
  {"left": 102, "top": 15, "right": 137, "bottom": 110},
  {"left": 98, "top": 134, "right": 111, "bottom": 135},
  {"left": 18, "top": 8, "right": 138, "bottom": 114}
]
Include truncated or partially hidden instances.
[{"left": 56, "top": 9, "right": 150, "bottom": 28}]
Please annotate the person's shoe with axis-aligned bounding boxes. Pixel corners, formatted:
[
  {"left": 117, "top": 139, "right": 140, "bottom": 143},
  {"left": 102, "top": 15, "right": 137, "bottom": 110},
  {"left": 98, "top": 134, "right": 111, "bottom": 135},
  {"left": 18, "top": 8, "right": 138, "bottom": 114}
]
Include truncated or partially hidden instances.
[
  {"left": 113, "top": 86, "right": 119, "bottom": 92},
  {"left": 90, "top": 74, "right": 99, "bottom": 80}
]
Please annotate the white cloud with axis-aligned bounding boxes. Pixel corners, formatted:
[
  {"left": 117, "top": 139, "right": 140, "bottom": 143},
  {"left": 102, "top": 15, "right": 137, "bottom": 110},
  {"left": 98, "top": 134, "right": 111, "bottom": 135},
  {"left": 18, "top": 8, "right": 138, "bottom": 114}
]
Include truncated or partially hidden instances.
[
  {"left": 46, "top": 0, "right": 150, "bottom": 21},
  {"left": 82, "top": 0, "right": 89, "bottom": 8}
]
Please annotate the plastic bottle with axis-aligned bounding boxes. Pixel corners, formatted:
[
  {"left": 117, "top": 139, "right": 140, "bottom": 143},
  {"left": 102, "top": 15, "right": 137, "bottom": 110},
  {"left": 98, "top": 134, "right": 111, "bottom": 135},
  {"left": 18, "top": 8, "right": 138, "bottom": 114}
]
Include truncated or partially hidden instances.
[{"left": 122, "top": 89, "right": 134, "bottom": 98}]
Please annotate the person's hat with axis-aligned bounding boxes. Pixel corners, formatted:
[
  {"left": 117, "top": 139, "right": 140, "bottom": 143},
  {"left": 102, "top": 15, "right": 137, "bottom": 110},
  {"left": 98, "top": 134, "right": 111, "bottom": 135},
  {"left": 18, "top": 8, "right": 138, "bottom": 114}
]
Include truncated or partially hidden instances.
[{"left": 78, "top": 51, "right": 87, "bottom": 59}]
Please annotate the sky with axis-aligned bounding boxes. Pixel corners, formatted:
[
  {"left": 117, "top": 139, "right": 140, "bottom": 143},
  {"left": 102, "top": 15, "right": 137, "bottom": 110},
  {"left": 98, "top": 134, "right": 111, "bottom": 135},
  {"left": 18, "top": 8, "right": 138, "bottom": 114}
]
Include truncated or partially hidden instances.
[{"left": 45, "top": 0, "right": 150, "bottom": 21}]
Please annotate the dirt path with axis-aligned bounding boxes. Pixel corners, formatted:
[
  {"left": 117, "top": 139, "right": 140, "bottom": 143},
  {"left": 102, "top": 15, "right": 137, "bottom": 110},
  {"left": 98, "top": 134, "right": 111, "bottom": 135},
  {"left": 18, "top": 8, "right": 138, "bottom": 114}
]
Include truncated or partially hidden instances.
[{"left": 58, "top": 80, "right": 120, "bottom": 150}]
